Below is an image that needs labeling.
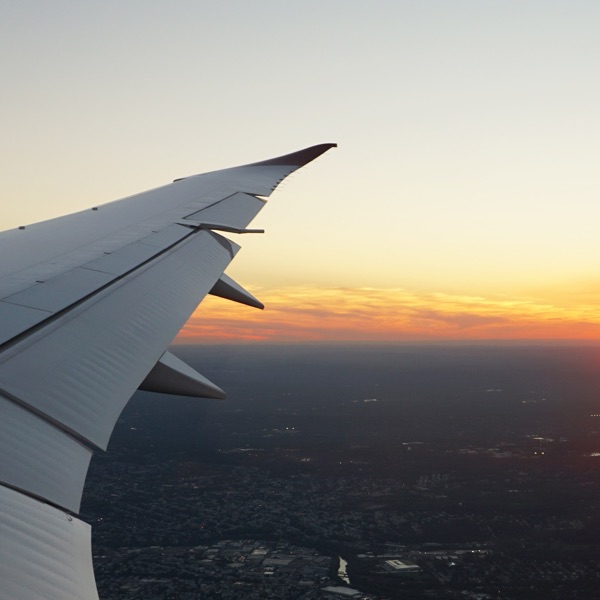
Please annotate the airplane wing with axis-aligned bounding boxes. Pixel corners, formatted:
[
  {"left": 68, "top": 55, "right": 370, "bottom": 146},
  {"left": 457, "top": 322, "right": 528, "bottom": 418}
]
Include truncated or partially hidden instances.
[{"left": 0, "top": 143, "right": 336, "bottom": 600}]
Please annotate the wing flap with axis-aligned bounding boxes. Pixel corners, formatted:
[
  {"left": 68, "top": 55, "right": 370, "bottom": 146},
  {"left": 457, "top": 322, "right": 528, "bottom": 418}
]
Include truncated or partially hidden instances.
[
  {"left": 0, "top": 394, "right": 91, "bottom": 513},
  {"left": 0, "top": 231, "right": 238, "bottom": 450},
  {"left": 0, "top": 226, "right": 194, "bottom": 345},
  {"left": 0, "top": 486, "right": 98, "bottom": 600}
]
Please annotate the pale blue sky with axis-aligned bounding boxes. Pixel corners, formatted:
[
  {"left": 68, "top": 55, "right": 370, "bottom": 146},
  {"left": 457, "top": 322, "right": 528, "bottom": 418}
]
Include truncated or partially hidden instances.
[{"left": 2, "top": 1, "right": 600, "bottom": 300}]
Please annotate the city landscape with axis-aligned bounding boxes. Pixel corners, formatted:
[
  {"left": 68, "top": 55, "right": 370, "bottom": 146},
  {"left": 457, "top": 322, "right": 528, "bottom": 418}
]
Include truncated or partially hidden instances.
[{"left": 82, "top": 344, "right": 600, "bottom": 599}]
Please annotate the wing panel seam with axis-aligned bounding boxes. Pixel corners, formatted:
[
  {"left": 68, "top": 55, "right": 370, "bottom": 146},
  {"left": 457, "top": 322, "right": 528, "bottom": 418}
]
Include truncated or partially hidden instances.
[
  {"left": 0, "top": 386, "right": 98, "bottom": 452},
  {"left": 0, "top": 481, "right": 78, "bottom": 517},
  {"left": 0, "top": 227, "right": 197, "bottom": 353}
]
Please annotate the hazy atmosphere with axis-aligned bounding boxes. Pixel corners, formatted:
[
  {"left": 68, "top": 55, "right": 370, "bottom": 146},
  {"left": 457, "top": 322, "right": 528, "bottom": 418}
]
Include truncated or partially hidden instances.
[
  {"left": 87, "top": 342, "right": 600, "bottom": 599},
  {"left": 6, "top": 5, "right": 600, "bottom": 598},
  {"left": 3, "top": 1, "right": 600, "bottom": 342}
]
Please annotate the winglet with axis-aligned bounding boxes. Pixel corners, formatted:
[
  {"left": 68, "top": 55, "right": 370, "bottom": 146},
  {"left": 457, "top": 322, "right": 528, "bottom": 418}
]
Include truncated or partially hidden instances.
[
  {"left": 248, "top": 143, "right": 337, "bottom": 167},
  {"left": 139, "top": 351, "right": 226, "bottom": 399}
]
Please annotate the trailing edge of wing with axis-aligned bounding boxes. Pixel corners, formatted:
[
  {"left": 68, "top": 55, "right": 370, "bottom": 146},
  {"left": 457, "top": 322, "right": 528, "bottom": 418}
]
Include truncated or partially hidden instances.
[
  {"left": 139, "top": 351, "right": 226, "bottom": 399},
  {"left": 0, "top": 143, "right": 336, "bottom": 600},
  {"left": 0, "top": 486, "right": 98, "bottom": 600},
  {"left": 0, "top": 231, "right": 239, "bottom": 450},
  {"left": 0, "top": 393, "right": 91, "bottom": 513}
]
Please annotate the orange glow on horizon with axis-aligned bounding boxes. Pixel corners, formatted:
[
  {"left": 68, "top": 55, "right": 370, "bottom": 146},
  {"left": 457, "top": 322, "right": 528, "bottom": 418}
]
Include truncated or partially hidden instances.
[{"left": 175, "top": 286, "right": 600, "bottom": 343}]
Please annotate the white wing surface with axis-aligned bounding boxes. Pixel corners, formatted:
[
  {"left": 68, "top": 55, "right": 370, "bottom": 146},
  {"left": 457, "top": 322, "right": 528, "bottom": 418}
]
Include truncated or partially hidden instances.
[{"left": 0, "top": 143, "right": 335, "bottom": 599}]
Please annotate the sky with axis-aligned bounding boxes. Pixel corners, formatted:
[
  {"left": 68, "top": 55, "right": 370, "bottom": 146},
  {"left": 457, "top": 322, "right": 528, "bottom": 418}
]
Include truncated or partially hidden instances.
[{"left": 2, "top": 1, "right": 600, "bottom": 342}]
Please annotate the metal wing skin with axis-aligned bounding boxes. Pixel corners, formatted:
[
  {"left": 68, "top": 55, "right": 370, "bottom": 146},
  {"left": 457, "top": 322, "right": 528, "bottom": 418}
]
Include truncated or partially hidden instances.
[{"left": 0, "top": 143, "right": 335, "bottom": 600}]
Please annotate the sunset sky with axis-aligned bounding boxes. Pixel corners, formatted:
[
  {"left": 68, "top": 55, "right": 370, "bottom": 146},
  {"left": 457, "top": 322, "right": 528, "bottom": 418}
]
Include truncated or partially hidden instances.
[{"left": 2, "top": 1, "right": 600, "bottom": 342}]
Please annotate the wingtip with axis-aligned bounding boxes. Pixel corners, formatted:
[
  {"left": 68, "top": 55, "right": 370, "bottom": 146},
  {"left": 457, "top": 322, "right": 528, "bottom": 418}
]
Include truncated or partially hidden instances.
[
  {"left": 174, "top": 143, "right": 337, "bottom": 182},
  {"left": 250, "top": 143, "right": 337, "bottom": 168}
]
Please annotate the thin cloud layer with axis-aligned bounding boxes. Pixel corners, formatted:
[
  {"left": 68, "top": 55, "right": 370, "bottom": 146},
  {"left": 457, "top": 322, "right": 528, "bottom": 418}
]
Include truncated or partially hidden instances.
[{"left": 176, "top": 286, "right": 600, "bottom": 343}]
